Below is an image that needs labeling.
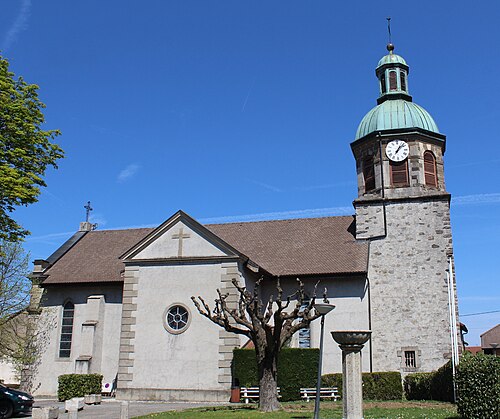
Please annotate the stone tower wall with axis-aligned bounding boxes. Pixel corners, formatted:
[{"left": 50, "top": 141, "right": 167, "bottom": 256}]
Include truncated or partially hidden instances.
[{"left": 366, "top": 197, "right": 455, "bottom": 373}]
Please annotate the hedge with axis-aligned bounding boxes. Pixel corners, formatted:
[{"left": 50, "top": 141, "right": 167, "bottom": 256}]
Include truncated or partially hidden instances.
[
  {"left": 456, "top": 353, "right": 500, "bottom": 419},
  {"left": 232, "top": 348, "right": 319, "bottom": 401},
  {"left": 404, "top": 361, "right": 454, "bottom": 402},
  {"left": 58, "top": 374, "right": 103, "bottom": 401},
  {"left": 322, "top": 371, "right": 403, "bottom": 400}
]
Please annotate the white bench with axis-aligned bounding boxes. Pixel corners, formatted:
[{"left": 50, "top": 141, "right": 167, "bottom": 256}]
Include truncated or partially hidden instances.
[
  {"left": 300, "top": 387, "right": 340, "bottom": 402},
  {"left": 240, "top": 386, "right": 281, "bottom": 404}
]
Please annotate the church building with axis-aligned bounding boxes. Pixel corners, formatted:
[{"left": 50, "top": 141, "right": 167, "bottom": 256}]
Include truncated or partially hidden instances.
[{"left": 28, "top": 44, "right": 460, "bottom": 401}]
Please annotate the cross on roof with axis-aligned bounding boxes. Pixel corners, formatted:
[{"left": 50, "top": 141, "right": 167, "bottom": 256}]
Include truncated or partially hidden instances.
[
  {"left": 172, "top": 226, "right": 190, "bottom": 257},
  {"left": 84, "top": 201, "right": 93, "bottom": 223}
]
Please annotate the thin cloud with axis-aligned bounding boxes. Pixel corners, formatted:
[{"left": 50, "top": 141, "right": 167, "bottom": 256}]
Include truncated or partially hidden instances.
[
  {"left": 248, "top": 179, "right": 283, "bottom": 193},
  {"left": 2, "top": 0, "right": 31, "bottom": 51},
  {"left": 25, "top": 231, "right": 75, "bottom": 242},
  {"left": 453, "top": 193, "right": 500, "bottom": 205},
  {"left": 460, "top": 296, "right": 500, "bottom": 302},
  {"left": 293, "top": 181, "right": 356, "bottom": 191},
  {"left": 200, "top": 206, "right": 353, "bottom": 224},
  {"left": 117, "top": 164, "right": 140, "bottom": 183}
]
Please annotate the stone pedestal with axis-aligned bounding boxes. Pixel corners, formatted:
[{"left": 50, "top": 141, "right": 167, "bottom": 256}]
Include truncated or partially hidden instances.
[{"left": 331, "top": 331, "right": 371, "bottom": 419}]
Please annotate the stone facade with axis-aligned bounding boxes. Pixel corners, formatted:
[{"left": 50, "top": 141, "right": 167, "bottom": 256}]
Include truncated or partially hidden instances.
[{"left": 366, "top": 198, "right": 455, "bottom": 372}]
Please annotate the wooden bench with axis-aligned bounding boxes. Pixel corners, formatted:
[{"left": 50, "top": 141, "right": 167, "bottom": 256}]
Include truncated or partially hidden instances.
[
  {"left": 300, "top": 387, "right": 340, "bottom": 402},
  {"left": 240, "top": 386, "right": 281, "bottom": 404}
]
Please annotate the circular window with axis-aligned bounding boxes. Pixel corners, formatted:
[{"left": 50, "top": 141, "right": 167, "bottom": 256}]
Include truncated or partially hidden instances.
[{"left": 163, "top": 303, "right": 191, "bottom": 334}]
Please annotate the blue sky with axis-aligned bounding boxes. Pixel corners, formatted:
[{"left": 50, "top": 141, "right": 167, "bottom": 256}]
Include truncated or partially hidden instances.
[{"left": 1, "top": 1, "right": 499, "bottom": 346}]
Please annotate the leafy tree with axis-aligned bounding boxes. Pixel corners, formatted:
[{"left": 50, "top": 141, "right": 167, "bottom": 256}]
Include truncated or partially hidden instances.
[
  {"left": 192, "top": 278, "right": 327, "bottom": 412},
  {"left": 0, "top": 54, "right": 63, "bottom": 242}
]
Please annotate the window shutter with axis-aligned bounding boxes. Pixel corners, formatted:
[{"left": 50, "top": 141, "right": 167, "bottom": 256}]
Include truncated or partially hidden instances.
[
  {"left": 400, "top": 72, "right": 407, "bottom": 91},
  {"left": 389, "top": 71, "right": 398, "bottom": 91},
  {"left": 424, "top": 152, "right": 437, "bottom": 187},
  {"left": 390, "top": 160, "right": 409, "bottom": 186},
  {"left": 363, "top": 157, "right": 375, "bottom": 192}
]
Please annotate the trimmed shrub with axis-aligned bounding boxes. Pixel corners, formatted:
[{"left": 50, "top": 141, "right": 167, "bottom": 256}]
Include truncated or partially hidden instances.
[
  {"left": 456, "top": 353, "right": 500, "bottom": 419},
  {"left": 404, "top": 372, "right": 433, "bottom": 400},
  {"left": 362, "top": 372, "right": 403, "bottom": 400},
  {"left": 58, "top": 374, "right": 103, "bottom": 401},
  {"left": 232, "top": 348, "right": 319, "bottom": 401},
  {"left": 323, "top": 372, "right": 403, "bottom": 400},
  {"left": 404, "top": 361, "right": 454, "bottom": 402}
]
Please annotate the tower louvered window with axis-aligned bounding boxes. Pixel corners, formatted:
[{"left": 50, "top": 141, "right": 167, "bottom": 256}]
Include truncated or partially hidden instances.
[
  {"left": 59, "top": 301, "right": 74, "bottom": 358},
  {"left": 390, "top": 160, "right": 409, "bottom": 186},
  {"left": 400, "top": 71, "right": 407, "bottom": 91},
  {"left": 424, "top": 151, "right": 437, "bottom": 187},
  {"left": 363, "top": 156, "right": 375, "bottom": 192},
  {"left": 389, "top": 70, "right": 398, "bottom": 91},
  {"left": 380, "top": 73, "right": 387, "bottom": 94}
]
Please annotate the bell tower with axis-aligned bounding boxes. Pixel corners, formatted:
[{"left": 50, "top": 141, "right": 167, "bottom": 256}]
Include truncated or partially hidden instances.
[{"left": 351, "top": 44, "right": 459, "bottom": 373}]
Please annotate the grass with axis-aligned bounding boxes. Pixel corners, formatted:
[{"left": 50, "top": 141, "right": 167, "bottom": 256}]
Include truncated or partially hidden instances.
[{"left": 134, "top": 401, "right": 459, "bottom": 419}]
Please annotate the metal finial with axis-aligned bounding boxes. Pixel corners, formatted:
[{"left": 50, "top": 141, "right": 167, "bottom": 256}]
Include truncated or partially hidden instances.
[
  {"left": 84, "top": 201, "right": 93, "bottom": 223},
  {"left": 386, "top": 17, "right": 394, "bottom": 53}
]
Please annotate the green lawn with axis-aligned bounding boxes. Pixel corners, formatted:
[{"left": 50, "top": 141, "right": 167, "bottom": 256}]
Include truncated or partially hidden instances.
[{"left": 134, "top": 401, "right": 459, "bottom": 419}]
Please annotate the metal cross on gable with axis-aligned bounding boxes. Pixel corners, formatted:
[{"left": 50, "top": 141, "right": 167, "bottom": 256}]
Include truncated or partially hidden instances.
[
  {"left": 84, "top": 201, "right": 93, "bottom": 223},
  {"left": 172, "top": 226, "right": 190, "bottom": 257}
]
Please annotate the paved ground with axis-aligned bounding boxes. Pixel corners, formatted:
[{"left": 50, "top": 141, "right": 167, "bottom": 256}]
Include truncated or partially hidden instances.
[{"left": 17, "top": 398, "right": 228, "bottom": 418}]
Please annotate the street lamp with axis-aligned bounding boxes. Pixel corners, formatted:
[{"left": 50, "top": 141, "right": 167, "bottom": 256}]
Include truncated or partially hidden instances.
[{"left": 313, "top": 302, "right": 335, "bottom": 419}]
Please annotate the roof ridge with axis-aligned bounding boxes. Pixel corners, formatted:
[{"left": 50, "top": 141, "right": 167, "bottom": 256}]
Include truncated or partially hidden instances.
[{"left": 205, "top": 214, "right": 354, "bottom": 227}]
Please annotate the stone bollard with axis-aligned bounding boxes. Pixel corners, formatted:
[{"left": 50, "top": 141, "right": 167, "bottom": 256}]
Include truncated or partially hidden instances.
[
  {"left": 32, "top": 406, "right": 59, "bottom": 419},
  {"left": 120, "top": 400, "right": 129, "bottom": 419},
  {"left": 331, "top": 331, "right": 371, "bottom": 419}
]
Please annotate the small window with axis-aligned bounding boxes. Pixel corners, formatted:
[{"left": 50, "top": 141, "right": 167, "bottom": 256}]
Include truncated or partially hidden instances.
[
  {"left": 400, "top": 71, "right": 407, "bottom": 91},
  {"left": 404, "top": 351, "right": 416, "bottom": 368},
  {"left": 389, "top": 70, "right": 398, "bottom": 91},
  {"left": 363, "top": 156, "right": 376, "bottom": 192},
  {"left": 163, "top": 303, "right": 191, "bottom": 334},
  {"left": 380, "top": 73, "right": 387, "bottom": 94},
  {"left": 423, "top": 151, "right": 437, "bottom": 187},
  {"left": 59, "top": 301, "right": 74, "bottom": 358},
  {"left": 390, "top": 160, "right": 409, "bottom": 186}
]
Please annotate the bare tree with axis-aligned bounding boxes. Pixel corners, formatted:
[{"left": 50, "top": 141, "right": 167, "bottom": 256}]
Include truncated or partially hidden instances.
[
  {"left": 192, "top": 277, "right": 327, "bottom": 412},
  {"left": 0, "top": 241, "right": 30, "bottom": 329},
  {"left": 0, "top": 241, "right": 51, "bottom": 392}
]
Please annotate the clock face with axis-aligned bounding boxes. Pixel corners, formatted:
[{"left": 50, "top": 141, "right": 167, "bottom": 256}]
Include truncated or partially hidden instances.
[{"left": 386, "top": 140, "right": 409, "bottom": 162}]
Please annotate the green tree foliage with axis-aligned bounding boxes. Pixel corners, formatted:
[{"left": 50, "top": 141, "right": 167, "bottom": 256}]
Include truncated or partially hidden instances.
[{"left": 0, "top": 54, "right": 63, "bottom": 242}]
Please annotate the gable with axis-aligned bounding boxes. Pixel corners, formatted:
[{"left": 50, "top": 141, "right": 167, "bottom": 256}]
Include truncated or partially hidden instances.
[
  {"left": 132, "top": 220, "right": 229, "bottom": 260},
  {"left": 121, "top": 211, "right": 240, "bottom": 261}
]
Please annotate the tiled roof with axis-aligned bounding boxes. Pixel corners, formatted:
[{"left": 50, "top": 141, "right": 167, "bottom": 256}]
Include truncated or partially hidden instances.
[
  {"left": 207, "top": 216, "right": 368, "bottom": 276},
  {"left": 42, "top": 216, "right": 368, "bottom": 285},
  {"left": 42, "top": 228, "right": 152, "bottom": 285}
]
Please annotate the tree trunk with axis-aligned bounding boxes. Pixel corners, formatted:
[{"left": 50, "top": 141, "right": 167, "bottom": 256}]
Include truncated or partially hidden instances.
[{"left": 258, "top": 352, "right": 281, "bottom": 412}]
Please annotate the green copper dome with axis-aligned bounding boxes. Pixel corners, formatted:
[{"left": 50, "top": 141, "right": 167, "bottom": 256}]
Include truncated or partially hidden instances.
[
  {"left": 355, "top": 99, "right": 439, "bottom": 140},
  {"left": 355, "top": 44, "right": 439, "bottom": 140},
  {"left": 377, "top": 53, "right": 407, "bottom": 69}
]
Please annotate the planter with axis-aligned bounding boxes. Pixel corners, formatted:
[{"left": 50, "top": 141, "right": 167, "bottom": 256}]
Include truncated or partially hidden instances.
[
  {"left": 32, "top": 406, "right": 59, "bottom": 419},
  {"left": 84, "top": 394, "right": 102, "bottom": 405},
  {"left": 65, "top": 397, "right": 84, "bottom": 412}
]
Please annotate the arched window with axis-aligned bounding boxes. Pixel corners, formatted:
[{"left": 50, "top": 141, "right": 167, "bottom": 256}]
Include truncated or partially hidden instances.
[
  {"left": 424, "top": 151, "right": 437, "bottom": 187},
  {"left": 400, "top": 71, "right": 407, "bottom": 92},
  {"left": 389, "top": 70, "right": 398, "bottom": 91},
  {"left": 390, "top": 160, "right": 409, "bottom": 186},
  {"left": 363, "top": 156, "right": 375, "bottom": 192},
  {"left": 380, "top": 73, "right": 387, "bottom": 94},
  {"left": 59, "top": 301, "right": 74, "bottom": 358}
]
